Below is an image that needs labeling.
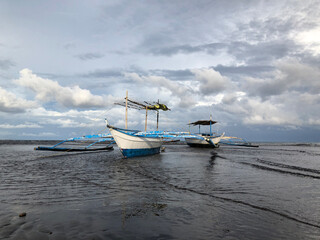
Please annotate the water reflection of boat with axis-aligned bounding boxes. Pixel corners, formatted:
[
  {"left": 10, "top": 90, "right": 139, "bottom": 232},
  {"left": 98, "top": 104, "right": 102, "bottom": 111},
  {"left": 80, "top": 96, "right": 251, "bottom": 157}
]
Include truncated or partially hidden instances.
[
  {"left": 106, "top": 120, "right": 163, "bottom": 158},
  {"left": 185, "top": 120, "right": 224, "bottom": 148}
]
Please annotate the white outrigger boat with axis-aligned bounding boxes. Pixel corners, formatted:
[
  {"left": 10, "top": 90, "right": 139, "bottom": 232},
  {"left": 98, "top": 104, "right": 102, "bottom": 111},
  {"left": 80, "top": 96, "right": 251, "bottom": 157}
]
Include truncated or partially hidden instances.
[
  {"left": 106, "top": 120, "right": 163, "bottom": 158},
  {"left": 185, "top": 120, "right": 224, "bottom": 148},
  {"left": 185, "top": 133, "right": 224, "bottom": 148}
]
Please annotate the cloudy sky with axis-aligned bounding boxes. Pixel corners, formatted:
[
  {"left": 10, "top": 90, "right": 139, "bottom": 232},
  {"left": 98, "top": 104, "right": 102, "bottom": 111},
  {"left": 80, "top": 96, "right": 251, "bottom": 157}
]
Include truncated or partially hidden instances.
[{"left": 1, "top": 0, "right": 320, "bottom": 142}]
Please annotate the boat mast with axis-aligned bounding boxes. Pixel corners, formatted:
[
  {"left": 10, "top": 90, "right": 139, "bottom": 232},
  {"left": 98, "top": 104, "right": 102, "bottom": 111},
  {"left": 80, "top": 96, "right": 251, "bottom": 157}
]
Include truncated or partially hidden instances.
[
  {"left": 156, "top": 99, "right": 159, "bottom": 131},
  {"left": 115, "top": 93, "right": 169, "bottom": 132},
  {"left": 125, "top": 90, "right": 128, "bottom": 129}
]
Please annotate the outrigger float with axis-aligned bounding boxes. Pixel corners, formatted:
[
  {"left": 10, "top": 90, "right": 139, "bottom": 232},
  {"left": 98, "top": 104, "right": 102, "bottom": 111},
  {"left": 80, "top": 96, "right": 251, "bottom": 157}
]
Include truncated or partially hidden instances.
[
  {"left": 35, "top": 133, "right": 114, "bottom": 152},
  {"left": 220, "top": 136, "right": 259, "bottom": 148}
]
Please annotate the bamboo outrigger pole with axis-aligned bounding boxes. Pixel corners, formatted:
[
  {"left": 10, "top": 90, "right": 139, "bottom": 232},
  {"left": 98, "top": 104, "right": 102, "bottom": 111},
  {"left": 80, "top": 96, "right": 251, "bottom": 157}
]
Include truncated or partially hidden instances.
[{"left": 125, "top": 90, "right": 128, "bottom": 129}]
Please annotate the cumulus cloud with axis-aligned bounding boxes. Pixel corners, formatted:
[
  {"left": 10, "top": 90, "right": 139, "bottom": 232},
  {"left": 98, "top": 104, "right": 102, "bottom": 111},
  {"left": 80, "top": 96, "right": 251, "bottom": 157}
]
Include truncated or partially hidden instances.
[
  {"left": 123, "top": 68, "right": 234, "bottom": 108},
  {"left": 216, "top": 89, "right": 320, "bottom": 127},
  {"left": 191, "top": 68, "right": 232, "bottom": 95},
  {"left": 216, "top": 95, "right": 300, "bottom": 126},
  {"left": 15, "top": 69, "right": 114, "bottom": 108},
  {"left": 210, "top": 59, "right": 320, "bottom": 128},
  {"left": 222, "top": 92, "right": 246, "bottom": 105},
  {"left": 124, "top": 72, "right": 196, "bottom": 108},
  {"left": 24, "top": 108, "right": 113, "bottom": 130},
  {"left": 0, "top": 87, "right": 38, "bottom": 113},
  {"left": 242, "top": 98, "right": 300, "bottom": 126}
]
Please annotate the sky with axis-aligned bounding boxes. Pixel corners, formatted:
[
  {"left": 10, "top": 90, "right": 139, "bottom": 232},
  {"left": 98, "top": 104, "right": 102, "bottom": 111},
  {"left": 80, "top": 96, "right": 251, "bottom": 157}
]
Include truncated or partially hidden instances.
[{"left": 0, "top": 0, "right": 320, "bottom": 142}]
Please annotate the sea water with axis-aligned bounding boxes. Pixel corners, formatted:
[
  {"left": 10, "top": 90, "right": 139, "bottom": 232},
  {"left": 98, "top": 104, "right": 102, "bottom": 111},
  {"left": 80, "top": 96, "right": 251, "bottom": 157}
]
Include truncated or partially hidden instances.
[{"left": 0, "top": 141, "right": 320, "bottom": 239}]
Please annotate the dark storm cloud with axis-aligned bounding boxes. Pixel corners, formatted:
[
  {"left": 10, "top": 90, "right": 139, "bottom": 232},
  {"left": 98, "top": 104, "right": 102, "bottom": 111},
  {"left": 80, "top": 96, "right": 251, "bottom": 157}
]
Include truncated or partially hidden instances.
[
  {"left": 0, "top": 106, "right": 35, "bottom": 114},
  {"left": 143, "top": 38, "right": 298, "bottom": 66},
  {"left": 295, "top": 52, "right": 320, "bottom": 68},
  {"left": 0, "top": 59, "right": 15, "bottom": 70},
  {"left": 225, "top": 7, "right": 319, "bottom": 63},
  {"left": 214, "top": 64, "right": 274, "bottom": 77},
  {"left": 63, "top": 42, "right": 76, "bottom": 50},
  {"left": 148, "top": 44, "right": 202, "bottom": 56},
  {"left": 244, "top": 80, "right": 285, "bottom": 101},
  {"left": 136, "top": 2, "right": 317, "bottom": 66},
  {"left": 236, "top": 17, "right": 298, "bottom": 42},
  {"left": 81, "top": 69, "right": 123, "bottom": 78},
  {"left": 243, "top": 59, "right": 320, "bottom": 100},
  {"left": 147, "top": 43, "right": 226, "bottom": 56},
  {"left": 75, "top": 53, "right": 104, "bottom": 61},
  {"left": 228, "top": 40, "right": 299, "bottom": 64},
  {"left": 0, "top": 105, "right": 25, "bottom": 113},
  {"left": 149, "top": 69, "right": 193, "bottom": 80}
]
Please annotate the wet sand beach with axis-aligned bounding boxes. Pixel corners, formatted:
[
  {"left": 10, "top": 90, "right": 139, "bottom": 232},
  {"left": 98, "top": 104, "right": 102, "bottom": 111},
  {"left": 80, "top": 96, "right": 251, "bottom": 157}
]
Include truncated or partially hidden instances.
[{"left": 1, "top": 142, "right": 320, "bottom": 239}]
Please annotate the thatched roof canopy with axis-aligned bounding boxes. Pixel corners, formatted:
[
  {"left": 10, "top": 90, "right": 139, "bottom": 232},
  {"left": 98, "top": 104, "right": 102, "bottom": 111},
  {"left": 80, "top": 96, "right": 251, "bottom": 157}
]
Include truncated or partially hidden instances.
[{"left": 188, "top": 120, "right": 217, "bottom": 126}]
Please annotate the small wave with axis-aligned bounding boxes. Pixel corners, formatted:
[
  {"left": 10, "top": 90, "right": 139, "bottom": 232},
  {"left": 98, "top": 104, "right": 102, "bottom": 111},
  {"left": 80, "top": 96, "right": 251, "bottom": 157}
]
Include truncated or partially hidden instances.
[
  {"left": 256, "top": 148, "right": 320, "bottom": 157},
  {"left": 126, "top": 165, "right": 320, "bottom": 229},
  {"left": 257, "top": 158, "right": 320, "bottom": 175},
  {"left": 217, "top": 155, "right": 320, "bottom": 179},
  {"left": 240, "top": 162, "right": 320, "bottom": 179},
  {"left": 260, "top": 143, "right": 319, "bottom": 147}
]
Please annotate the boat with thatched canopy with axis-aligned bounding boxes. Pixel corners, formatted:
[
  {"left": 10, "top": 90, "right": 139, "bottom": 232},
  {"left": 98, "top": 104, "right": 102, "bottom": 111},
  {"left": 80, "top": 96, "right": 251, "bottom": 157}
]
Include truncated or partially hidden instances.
[{"left": 185, "top": 120, "right": 224, "bottom": 148}]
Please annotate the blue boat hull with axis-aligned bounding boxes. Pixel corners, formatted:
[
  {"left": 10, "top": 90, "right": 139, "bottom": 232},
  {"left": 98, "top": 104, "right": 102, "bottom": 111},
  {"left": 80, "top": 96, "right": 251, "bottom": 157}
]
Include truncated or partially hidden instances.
[{"left": 121, "top": 147, "right": 161, "bottom": 158}]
